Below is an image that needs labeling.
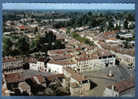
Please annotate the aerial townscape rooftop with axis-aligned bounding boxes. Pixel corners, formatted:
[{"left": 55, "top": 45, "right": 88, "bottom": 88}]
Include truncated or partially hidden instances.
[{"left": 2, "top": 3, "right": 135, "bottom": 96}]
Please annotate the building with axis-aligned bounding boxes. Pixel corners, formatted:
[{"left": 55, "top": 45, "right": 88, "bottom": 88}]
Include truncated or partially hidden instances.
[
  {"left": 31, "top": 75, "right": 46, "bottom": 87},
  {"left": 118, "top": 34, "right": 133, "bottom": 39},
  {"left": 47, "top": 60, "right": 76, "bottom": 74},
  {"left": 74, "top": 55, "right": 101, "bottom": 72},
  {"left": 18, "top": 81, "right": 31, "bottom": 95},
  {"left": 29, "top": 58, "right": 47, "bottom": 72},
  {"left": 117, "top": 32, "right": 133, "bottom": 39},
  {"left": 17, "top": 25, "right": 26, "bottom": 31},
  {"left": 3, "top": 57, "right": 24, "bottom": 74},
  {"left": 46, "top": 74, "right": 64, "bottom": 81},
  {"left": 2, "top": 74, "right": 14, "bottom": 96},
  {"left": 47, "top": 49, "right": 73, "bottom": 56},
  {"left": 4, "top": 72, "right": 25, "bottom": 84},
  {"left": 112, "top": 51, "right": 135, "bottom": 69},
  {"left": 25, "top": 57, "right": 47, "bottom": 71},
  {"left": 63, "top": 67, "right": 90, "bottom": 96},
  {"left": 3, "top": 70, "right": 51, "bottom": 96},
  {"left": 97, "top": 49, "right": 116, "bottom": 67},
  {"left": 74, "top": 49, "right": 116, "bottom": 72},
  {"left": 103, "top": 78, "right": 135, "bottom": 97},
  {"left": 47, "top": 48, "right": 116, "bottom": 73},
  {"left": 59, "top": 27, "right": 67, "bottom": 33}
]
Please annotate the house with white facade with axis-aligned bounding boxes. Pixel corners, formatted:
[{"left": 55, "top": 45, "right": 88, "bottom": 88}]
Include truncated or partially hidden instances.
[
  {"left": 29, "top": 58, "right": 47, "bottom": 72},
  {"left": 118, "top": 33, "right": 133, "bottom": 39},
  {"left": 47, "top": 60, "right": 76, "bottom": 74},
  {"left": 72, "top": 49, "right": 116, "bottom": 72},
  {"left": 112, "top": 51, "right": 135, "bottom": 69},
  {"left": 47, "top": 48, "right": 116, "bottom": 73}
]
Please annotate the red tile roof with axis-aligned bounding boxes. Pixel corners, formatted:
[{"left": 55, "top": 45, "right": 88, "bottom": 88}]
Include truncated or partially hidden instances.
[
  {"left": 48, "top": 49, "right": 73, "bottom": 55},
  {"left": 5, "top": 73, "right": 24, "bottom": 83},
  {"left": 108, "top": 38, "right": 117, "bottom": 40},
  {"left": 108, "top": 78, "right": 135, "bottom": 93},
  {"left": 70, "top": 82, "right": 79, "bottom": 88},
  {"left": 38, "top": 58, "right": 47, "bottom": 62},
  {"left": 75, "top": 54, "right": 99, "bottom": 62},
  {"left": 96, "top": 49, "right": 113, "bottom": 57},
  {"left": 63, "top": 67, "right": 88, "bottom": 82},
  {"left": 32, "top": 75, "right": 45, "bottom": 84},
  {"left": 76, "top": 57, "right": 93, "bottom": 61},
  {"left": 3, "top": 57, "right": 23, "bottom": 63},
  {"left": 50, "top": 55, "right": 71, "bottom": 61},
  {"left": 47, "top": 74, "right": 64, "bottom": 81},
  {"left": 24, "top": 57, "right": 37, "bottom": 63},
  {"left": 104, "top": 30, "right": 119, "bottom": 36},
  {"left": 48, "top": 60, "right": 76, "bottom": 65},
  {"left": 18, "top": 25, "right": 25, "bottom": 30}
]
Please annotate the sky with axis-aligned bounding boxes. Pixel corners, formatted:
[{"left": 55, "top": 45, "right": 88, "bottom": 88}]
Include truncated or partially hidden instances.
[{"left": 2, "top": 3, "right": 135, "bottom": 10}]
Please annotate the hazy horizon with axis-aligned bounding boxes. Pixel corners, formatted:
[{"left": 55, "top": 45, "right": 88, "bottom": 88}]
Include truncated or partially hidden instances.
[{"left": 2, "top": 3, "right": 135, "bottom": 10}]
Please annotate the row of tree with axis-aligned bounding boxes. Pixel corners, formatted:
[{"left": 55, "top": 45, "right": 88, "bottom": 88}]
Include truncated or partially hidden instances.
[{"left": 52, "top": 11, "right": 135, "bottom": 31}]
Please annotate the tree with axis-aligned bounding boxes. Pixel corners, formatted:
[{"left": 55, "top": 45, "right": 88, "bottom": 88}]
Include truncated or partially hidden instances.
[
  {"left": 88, "top": 11, "right": 92, "bottom": 16},
  {"left": 3, "top": 37, "right": 13, "bottom": 56},
  {"left": 124, "top": 20, "right": 128, "bottom": 29},
  {"left": 89, "top": 41, "right": 94, "bottom": 46},
  {"left": 54, "top": 40, "right": 64, "bottom": 49},
  {"left": 16, "top": 36, "right": 30, "bottom": 55},
  {"left": 100, "top": 26, "right": 104, "bottom": 32},
  {"left": 107, "top": 21, "right": 114, "bottom": 31},
  {"left": 85, "top": 39, "right": 90, "bottom": 44},
  {"left": 35, "top": 31, "right": 65, "bottom": 56},
  {"left": 123, "top": 40, "right": 129, "bottom": 48},
  {"left": 10, "top": 49, "right": 20, "bottom": 56},
  {"left": 66, "top": 27, "right": 71, "bottom": 35},
  {"left": 34, "top": 27, "right": 39, "bottom": 34},
  {"left": 30, "top": 39, "right": 37, "bottom": 50},
  {"left": 115, "top": 25, "right": 121, "bottom": 30}
]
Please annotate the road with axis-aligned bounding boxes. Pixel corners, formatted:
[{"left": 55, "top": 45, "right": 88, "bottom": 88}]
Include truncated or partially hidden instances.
[
  {"left": 117, "top": 64, "right": 130, "bottom": 80},
  {"left": 83, "top": 64, "right": 133, "bottom": 83}
]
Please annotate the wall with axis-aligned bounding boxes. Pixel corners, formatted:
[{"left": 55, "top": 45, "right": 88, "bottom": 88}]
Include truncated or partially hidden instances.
[
  {"left": 47, "top": 63, "right": 63, "bottom": 74},
  {"left": 103, "top": 88, "right": 119, "bottom": 96},
  {"left": 29, "top": 61, "right": 46, "bottom": 72},
  {"left": 70, "top": 82, "right": 90, "bottom": 96}
]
